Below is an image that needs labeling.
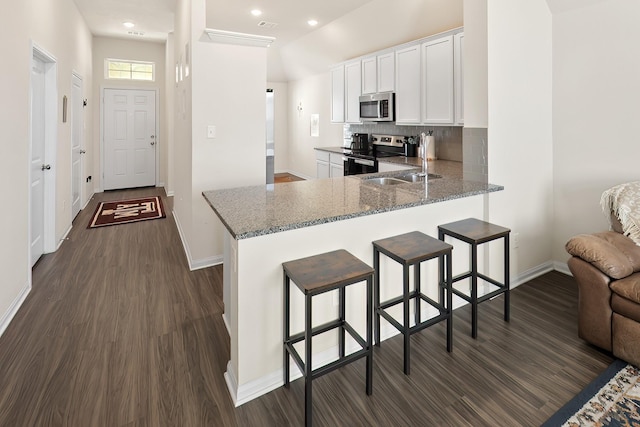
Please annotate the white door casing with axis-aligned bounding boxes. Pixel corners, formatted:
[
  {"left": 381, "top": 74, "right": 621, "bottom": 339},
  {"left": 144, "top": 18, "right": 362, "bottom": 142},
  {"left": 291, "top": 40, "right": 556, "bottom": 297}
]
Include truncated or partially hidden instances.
[
  {"left": 71, "top": 73, "right": 83, "bottom": 219},
  {"left": 103, "top": 89, "right": 156, "bottom": 190},
  {"left": 29, "top": 44, "right": 57, "bottom": 267},
  {"left": 30, "top": 57, "right": 46, "bottom": 266}
]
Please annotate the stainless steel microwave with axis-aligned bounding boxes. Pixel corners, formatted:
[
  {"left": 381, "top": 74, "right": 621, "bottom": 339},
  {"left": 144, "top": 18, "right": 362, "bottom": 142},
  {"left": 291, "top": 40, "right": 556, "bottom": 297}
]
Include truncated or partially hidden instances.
[{"left": 359, "top": 92, "right": 394, "bottom": 122}]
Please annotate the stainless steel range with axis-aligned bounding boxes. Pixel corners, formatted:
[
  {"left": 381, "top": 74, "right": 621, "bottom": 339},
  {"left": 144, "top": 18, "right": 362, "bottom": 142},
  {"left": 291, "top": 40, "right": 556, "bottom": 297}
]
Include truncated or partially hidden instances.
[{"left": 343, "top": 134, "right": 416, "bottom": 176}]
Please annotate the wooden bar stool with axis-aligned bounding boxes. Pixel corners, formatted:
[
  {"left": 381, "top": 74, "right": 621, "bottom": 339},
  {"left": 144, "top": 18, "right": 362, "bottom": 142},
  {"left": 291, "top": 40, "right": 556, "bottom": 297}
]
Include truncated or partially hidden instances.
[
  {"left": 283, "top": 249, "right": 374, "bottom": 427},
  {"left": 373, "top": 231, "right": 453, "bottom": 375},
  {"left": 438, "top": 218, "right": 511, "bottom": 339}
]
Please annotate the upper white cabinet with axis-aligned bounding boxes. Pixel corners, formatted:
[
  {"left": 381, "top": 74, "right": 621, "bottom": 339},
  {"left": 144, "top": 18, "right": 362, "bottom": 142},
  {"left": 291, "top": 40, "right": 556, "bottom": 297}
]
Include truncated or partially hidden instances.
[
  {"left": 361, "top": 52, "right": 395, "bottom": 95},
  {"left": 361, "top": 57, "right": 377, "bottom": 95},
  {"left": 422, "top": 35, "right": 454, "bottom": 124},
  {"left": 345, "top": 61, "right": 362, "bottom": 124},
  {"left": 330, "top": 65, "right": 345, "bottom": 123},
  {"left": 395, "top": 44, "right": 422, "bottom": 125},
  {"left": 454, "top": 32, "right": 464, "bottom": 125},
  {"left": 331, "top": 27, "right": 463, "bottom": 126},
  {"left": 331, "top": 61, "right": 362, "bottom": 124},
  {"left": 377, "top": 52, "right": 395, "bottom": 92}
]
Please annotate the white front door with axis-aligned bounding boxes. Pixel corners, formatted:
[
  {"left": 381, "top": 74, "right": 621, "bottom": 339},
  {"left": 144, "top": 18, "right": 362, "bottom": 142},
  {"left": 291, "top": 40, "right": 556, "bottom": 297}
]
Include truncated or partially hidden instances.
[
  {"left": 103, "top": 89, "right": 156, "bottom": 190},
  {"left": 71, "top": 73, "right": 83, "bottom": 219},
  {"left": 31, "top": 57, "right": 46, "bottom": 266}
]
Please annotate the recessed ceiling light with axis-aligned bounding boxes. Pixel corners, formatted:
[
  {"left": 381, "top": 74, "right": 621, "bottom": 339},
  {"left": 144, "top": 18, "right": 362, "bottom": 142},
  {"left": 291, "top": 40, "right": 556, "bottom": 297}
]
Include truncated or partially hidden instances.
[
  {"left": 308, "top": 19, "right": 318, "bottom": 27},
  {"left": 251, "top": 9, "right": 262, "bottom": 17},
  {"left": 123, "top": 22, "right": 135, "bottom": 28}
]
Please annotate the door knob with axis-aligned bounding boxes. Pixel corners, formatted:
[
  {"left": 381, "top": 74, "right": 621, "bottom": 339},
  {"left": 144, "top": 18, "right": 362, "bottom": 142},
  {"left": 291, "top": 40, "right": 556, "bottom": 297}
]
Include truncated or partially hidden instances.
[
  {"left": 79, "top": 149, "right": 86, "bottom": 154},
  {"left": 150, "top": 141, "right": 155, "bottom": 146},
  {"left": 150, "top": 135, "right": 155, "bottom": 139},
  {"left": 41, "top": 164, "right": 51, "bottom": 171}
]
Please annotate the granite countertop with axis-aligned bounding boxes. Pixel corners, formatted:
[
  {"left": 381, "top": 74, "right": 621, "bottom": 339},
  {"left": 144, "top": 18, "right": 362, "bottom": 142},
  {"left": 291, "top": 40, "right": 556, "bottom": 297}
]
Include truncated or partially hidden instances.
[{"left": 203, "top": 158, "right": 503, "bottom": 240}]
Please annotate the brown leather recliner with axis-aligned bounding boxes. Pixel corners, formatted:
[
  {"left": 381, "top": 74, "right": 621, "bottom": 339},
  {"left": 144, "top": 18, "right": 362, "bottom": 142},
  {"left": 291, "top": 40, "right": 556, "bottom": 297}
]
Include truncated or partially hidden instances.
[{"left": 566, "top": 216, "right": 640, "bottom": 367}]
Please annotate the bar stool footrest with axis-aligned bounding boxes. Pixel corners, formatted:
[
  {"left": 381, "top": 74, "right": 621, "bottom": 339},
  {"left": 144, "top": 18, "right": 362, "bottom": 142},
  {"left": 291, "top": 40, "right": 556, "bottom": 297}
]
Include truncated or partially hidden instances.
[{"left": 285, "top": 320, "right": 370, "bottom": 381}]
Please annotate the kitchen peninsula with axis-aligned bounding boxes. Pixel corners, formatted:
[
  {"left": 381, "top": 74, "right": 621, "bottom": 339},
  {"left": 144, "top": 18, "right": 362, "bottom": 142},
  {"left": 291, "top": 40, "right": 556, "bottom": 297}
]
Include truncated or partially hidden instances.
[{"left": 203, "top": 162, "right": 503, "bottom": 406}]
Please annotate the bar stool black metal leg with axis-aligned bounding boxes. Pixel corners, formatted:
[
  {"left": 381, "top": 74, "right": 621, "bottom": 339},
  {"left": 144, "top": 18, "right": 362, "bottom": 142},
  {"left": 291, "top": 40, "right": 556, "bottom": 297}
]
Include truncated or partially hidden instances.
[
  {"left": 403, "top": 264, "right": 411, "bottom": 375},
  {"left": 438, "top": 230, "right": 445, "bottom": 305},
  {"left": 284, "top": 274, "right": 290, "bottom": 388},
  {"left": 304, "top": 294, "right": 313, "bottom": 427},
  {"left": 339, "top": 286, "right": 345, "bottom": 358},
  {"left": 504, "top": 235, "right": 510, "bottom": 322},
  {"left": 374, "top": 248, "right": 381, "bottom": 347},
  {"left": 414, "top": 262, "right": 421, "bottom": 326},
  {"left": 471, "top": 243, "right": 478, "bottom": 339},
  {"left": 446, "top": 253, "right": 453, "bottom": 352},
  {"left": 366, "top": 276, "right": 373, "bottom": 396}
]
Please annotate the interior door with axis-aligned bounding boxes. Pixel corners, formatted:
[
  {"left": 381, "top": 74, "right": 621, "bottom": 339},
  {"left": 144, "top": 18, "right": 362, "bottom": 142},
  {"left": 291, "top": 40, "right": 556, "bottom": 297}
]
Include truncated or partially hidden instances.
[
  {"left": 103, "top": 89, "right": 156, "bottom": 190},
  {"left": 71, "top": 73, "right": 83, "bottom": 219},
  {"left": 31, "top": 57, "right": 46, "bottom": 266}
]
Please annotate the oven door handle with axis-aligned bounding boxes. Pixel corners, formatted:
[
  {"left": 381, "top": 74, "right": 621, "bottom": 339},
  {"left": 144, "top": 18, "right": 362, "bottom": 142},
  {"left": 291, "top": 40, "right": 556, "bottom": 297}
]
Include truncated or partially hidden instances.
[{"left": 354, "top": 158, "right": 375, "bottom": 167}]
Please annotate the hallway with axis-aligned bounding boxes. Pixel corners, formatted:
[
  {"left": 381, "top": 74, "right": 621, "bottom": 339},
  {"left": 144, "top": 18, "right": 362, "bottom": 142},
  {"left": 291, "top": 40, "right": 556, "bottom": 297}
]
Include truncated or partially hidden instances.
[{"left": 0, "top": 188, "right": 235, "bottom": 425}]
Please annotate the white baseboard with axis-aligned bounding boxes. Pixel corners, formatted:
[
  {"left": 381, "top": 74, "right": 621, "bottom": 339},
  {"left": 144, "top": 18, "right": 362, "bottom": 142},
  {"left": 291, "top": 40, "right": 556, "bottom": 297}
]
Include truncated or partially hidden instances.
[
  {"left": 56, "top": 224, "right": 73, "bottom": 250},
  {"left": 512, "top": 261, "right": 554, "bottom": 287},
  {"left": 280, "top": 169, "right": 315, "bottom": 181},
  {"left": 172, "top": 209, "right": 223, "bottom": 271},
  {"left": 222, "top": 312, "right": 230, "bottom": 335},
  {"left": 0, "top": 282, "right": 31, "bottom": 338},
  {"left": 82, "top": 193, "right": 94, "bottom": 210},
  {"left": 166, "top": 190, "right": 175, "bottom": 197},
  {"left": 554, "top": 261, "right": 571, "bottom": 276},
  {"left": 226, "top": 259, "right": 563, "bottom": 406}
]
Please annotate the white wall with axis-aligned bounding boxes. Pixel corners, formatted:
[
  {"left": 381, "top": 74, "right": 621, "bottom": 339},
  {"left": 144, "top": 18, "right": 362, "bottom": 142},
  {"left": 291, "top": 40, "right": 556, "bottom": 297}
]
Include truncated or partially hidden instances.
[
  {"left": 92, "top": 37, "right": 167, "bottom": 191},
  {"left": 463, "top": 0, "right": 488, "bottom": 128},
  {"left": 287, "top": 73, "right": 343, "bottom": 179},
  {"left": 172, "top": 0, "right": 268, "bottom": 267},
  {"left": 487, "top": 0, "right": 554, "bottom": 276},
  {"left": 0, "top": 0, "right": 92, "bottom": 332},
  {"left": 551, "top": 0, "right": 640, "bottom": 262},
  {"left": 190, "top": 41, "right": 267, "bottom": 262},
  {"left": 267, "top": 82, "right": 289, "bottom": 173}
]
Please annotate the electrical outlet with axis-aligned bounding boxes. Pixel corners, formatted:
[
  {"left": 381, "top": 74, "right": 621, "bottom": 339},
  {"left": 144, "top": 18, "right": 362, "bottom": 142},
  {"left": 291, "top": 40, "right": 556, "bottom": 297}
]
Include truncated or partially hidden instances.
[{"left": 513, "top": 233, "right": 520, "bottom": 249}]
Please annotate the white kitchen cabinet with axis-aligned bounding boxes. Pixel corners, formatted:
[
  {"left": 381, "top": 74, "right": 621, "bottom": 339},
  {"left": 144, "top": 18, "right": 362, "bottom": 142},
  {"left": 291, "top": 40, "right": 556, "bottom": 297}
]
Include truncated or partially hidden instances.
[
  {"left": 330, "top": 65, "right": 345, "bottom": 123},
  {"left": 316, "top": 150, "right": 330, "bottom": 179},
  {"left": 377, "top": 162, "right": 416, "bottom": 173},
  {"left": 377, "top": 52, "right": 395, "bottom": 92},
  {"left": 422, "top": 35, "right": 454, "bottom": 124},
  {"left": 329, "top": 152, "right": 345, "bottom": 177},
  {"left": 361, "top": 56, "right": 377, "bottom": 95},
  {"left": 344, "top": 61, "right": 362, "bottom": 124},
  {"left": 454, "top": 32, "right": 464, "bottom": 125},
  {"left": 395, "top": 44, "right": 422, "bottom": 125}
]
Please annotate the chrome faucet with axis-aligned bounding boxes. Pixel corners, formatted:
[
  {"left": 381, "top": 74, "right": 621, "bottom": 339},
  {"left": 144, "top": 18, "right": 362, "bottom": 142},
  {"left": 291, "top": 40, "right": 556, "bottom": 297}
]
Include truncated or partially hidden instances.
[{"left": 418, "top": 132, "right": 428, "bottom": 176}]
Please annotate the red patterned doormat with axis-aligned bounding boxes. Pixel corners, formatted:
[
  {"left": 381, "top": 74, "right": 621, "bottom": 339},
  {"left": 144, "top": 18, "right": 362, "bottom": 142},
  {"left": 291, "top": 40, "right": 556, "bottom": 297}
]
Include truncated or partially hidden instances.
[{"left": 88, "top": 196, "right": 166, "bottom": 228}]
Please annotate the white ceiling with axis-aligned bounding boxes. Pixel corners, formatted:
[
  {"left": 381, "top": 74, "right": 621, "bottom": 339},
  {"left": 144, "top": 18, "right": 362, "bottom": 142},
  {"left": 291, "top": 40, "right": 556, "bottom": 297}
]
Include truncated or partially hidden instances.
[
  {"left": 72, "top": 0, "right": 374, "bottom": 44},
  {"left": 73, "top": 0, "right": 176, "bottom": 42}
]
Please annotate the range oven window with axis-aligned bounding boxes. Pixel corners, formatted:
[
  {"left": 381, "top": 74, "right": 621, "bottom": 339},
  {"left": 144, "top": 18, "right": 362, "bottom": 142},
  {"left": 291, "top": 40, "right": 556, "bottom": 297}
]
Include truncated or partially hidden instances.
[{"left": 344, "top": 156, "right": 377, "bottom": 176}]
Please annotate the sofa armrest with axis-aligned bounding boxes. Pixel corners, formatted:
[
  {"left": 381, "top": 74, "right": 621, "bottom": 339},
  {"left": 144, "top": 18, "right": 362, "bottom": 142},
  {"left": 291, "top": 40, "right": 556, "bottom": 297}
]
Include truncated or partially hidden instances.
[
  {"left": 566, "top": 231, "right": 640, "bottom": 279},
  {"left": 567, "top": 257, "right": 613, "bottom": 351}
]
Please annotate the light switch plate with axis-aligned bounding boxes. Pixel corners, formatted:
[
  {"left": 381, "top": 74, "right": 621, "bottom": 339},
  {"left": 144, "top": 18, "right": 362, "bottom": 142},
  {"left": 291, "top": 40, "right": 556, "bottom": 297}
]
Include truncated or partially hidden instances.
[{"left": 207, "top": 125, "right": 216, "bottom": 139}]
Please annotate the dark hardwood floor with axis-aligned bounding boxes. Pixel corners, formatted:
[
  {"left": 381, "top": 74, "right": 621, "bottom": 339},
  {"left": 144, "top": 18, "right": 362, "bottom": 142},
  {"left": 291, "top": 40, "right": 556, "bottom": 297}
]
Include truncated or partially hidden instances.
[{"left": 0, "top": 187, "right": 613, "bottom": 426}]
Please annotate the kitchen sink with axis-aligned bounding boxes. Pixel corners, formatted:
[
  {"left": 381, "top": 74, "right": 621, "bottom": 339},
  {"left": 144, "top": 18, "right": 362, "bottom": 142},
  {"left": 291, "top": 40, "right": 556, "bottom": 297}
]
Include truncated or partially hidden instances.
[
  {"left": 364, "top": 177, "right": 407, "bottom": 186},
  {"left": 396, "top": 173, "right": 442, "bottom": 183}
]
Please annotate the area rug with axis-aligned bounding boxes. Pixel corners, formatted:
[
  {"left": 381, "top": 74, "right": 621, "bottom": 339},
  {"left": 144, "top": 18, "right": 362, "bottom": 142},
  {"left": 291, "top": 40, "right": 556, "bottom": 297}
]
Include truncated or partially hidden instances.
[
  {"left": 88, "top": 196, "right": 165, "bottom": 228},
  {"left": 542, "top": 359, "right": 640, "bottom": 426}
]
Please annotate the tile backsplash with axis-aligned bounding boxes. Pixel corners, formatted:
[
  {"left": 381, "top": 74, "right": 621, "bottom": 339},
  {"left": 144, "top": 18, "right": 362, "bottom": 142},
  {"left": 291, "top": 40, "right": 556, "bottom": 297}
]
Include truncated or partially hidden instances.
[
  {"left": 348, "top": 124, "right": 463, "bottom": 162},
  {"left": 462, "top": 127, "right": 488, "bottom": 183}
]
